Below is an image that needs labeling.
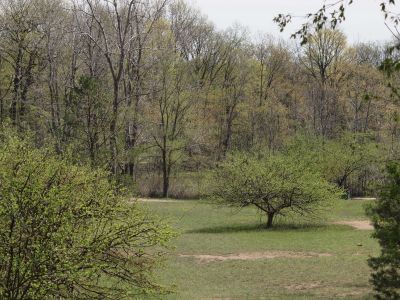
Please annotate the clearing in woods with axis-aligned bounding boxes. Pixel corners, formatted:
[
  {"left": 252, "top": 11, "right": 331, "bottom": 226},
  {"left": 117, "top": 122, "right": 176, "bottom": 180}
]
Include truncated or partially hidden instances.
[{"left": 142, "top": 199, "right": 378, "bottom": 299}]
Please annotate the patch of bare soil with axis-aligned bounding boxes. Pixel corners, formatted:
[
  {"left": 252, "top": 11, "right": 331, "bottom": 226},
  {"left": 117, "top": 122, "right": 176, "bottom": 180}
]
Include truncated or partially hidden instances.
[
  {"left": 285, "top": 281, "right": 323, "bottom": 291},
  {"left": 334, "top": 220, "right": 373, "bottom": 230},
  {"left": 335, "top": 290, "right": 370, "bottom": 297},
  {"left": 285, "top": 284, "right": 370, "bottom": 298},
  {"left": 179, "top": 251, "right": 332, "bottom": 263},
  {"left": 131, "top": 198, "right": 181, "bottom": 203},
  {"left": 351, "top": 197, "right": 377, "bottom": 201}
]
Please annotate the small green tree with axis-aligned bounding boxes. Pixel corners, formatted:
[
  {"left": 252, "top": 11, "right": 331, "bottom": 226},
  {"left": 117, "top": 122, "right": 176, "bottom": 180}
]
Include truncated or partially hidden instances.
[
  {"left": 210, "top": 153, "right": 343, "bottom": 228},
  {"left": 367, "top": 162, "right": 400, "bottom": 300},
  {"left": 0, "top": 132, "right": 174, "bottom": 299}
]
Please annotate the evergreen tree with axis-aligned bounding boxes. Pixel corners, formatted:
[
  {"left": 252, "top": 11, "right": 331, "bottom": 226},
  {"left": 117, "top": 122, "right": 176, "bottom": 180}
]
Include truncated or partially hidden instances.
[{"left": 367, "top": 162, "right": 400, "bottom": 299}]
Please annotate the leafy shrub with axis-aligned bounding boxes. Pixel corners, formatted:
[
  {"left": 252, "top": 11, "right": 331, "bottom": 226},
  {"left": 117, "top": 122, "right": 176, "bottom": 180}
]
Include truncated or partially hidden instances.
[{"left": 0, "top": 132, "right": 174, "bottom": 299}]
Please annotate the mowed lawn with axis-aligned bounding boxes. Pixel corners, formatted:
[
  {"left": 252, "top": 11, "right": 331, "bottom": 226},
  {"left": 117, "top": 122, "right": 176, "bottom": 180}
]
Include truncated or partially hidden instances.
[{"left": 141, "top": 200, "right": 379, "bottom": 299}]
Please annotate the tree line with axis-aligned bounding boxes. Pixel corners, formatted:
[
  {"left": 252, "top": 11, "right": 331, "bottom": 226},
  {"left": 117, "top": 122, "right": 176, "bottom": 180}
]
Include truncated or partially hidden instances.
[{"left": 0, "top": 0, "right": 398, "bottom": 197}]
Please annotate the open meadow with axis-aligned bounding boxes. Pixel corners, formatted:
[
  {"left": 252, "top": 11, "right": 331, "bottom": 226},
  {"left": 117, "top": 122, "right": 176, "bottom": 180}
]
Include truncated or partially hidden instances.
[{"left": 141, "top": 199, "right": 379, "bottom": 300}]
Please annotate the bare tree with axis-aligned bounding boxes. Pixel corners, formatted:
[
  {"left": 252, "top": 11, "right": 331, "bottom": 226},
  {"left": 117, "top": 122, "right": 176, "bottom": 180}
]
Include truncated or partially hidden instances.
[
  {"left": 299, "top": 29, "right": 348, "bottom": 136},
  {"left": 251, "top": 35, "right": 291, "bottom": 150},
  {"left": 122, "top": 0, "right": 166, "bottom": 177},
  {"left": 146, "top": 23, "right": 192, "bottom": 197},
  {"left": 216, "top": 27, "right": 249, "bottom": 158},
  {"left": 74, "top": 0, "right": 167, "bottom": 175},
  {"left": 0, "top": 0, "right": 48, "bottom": 127}
]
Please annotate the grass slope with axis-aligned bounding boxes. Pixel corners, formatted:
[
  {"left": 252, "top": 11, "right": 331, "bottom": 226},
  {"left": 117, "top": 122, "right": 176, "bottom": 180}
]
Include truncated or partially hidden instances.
[{"left": 142, "top": 200, "right": 378, "bottom": 299}]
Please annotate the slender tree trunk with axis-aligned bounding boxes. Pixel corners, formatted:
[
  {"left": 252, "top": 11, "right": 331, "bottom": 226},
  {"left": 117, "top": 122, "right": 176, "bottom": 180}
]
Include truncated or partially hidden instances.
[
  {"left": 0, "top": 56, "right": 4, "bottom": 123},
  {"left": 64, "top": 34, "right": 78, "bottom": 142},
  {"left": 0, "top": 85, "right": 3, "bottom": 124},
  {"left": 11, "top": 47, "right": 23, "bottom": 127},
  {"left": 20, "top": 52, "right": 35, "bottom": 120},
  {"left": 162, "top": 148, "right": 169, "bottom": 198},
  {"left": 124, "top": 50, "right": 142, "bottom": 177},
  {"left": 110, "top": 81, "right": 119, "bottom": 176},
  {"left": 364, "top": 98, "right": 372, "bottom": 133},
  {"left": 221, "top": 107, "right": 234, "bottom": 158}
]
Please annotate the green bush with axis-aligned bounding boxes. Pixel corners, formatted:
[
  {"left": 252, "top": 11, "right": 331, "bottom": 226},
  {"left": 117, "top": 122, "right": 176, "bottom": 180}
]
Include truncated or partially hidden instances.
[
  {"left": 367, "top": 162, "right": 400, "bottom": 299},
  {"left": 0, "top": 132, "right": 174, "bottom": 299},
  {"left": 209, "top": 152, "right": 343, "bottom": 228}
]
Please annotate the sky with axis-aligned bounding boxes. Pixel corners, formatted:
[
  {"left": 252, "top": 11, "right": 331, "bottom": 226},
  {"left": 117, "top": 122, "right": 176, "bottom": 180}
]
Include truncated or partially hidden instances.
[{"left": 192, "top": 0, "right": 395, "bottom": 44}]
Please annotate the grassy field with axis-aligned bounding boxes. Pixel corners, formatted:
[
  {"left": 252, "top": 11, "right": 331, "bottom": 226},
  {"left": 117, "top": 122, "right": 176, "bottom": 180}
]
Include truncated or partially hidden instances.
[{"left": 141, "top": 199, "right": 379, "bottom": 299}]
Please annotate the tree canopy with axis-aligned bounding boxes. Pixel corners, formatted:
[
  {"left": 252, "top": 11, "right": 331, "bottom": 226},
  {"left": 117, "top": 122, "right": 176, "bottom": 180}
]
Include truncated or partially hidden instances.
[{"left": 210, "top": 153, "right": 343, "bottom": 228}]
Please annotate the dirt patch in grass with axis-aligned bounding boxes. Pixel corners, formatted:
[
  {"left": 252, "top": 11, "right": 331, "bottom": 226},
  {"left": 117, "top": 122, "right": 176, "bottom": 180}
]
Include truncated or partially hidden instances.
[
  {"left": 179, "top": 251, "right": 333, "bottom": 263},
  {"left": 285, "top": 283, "right": 371, "bottom": 298},
  {"left": 285, "top": 281, "right": 323, "bottom": 291},
  {"left": 335, "top": 290, "right": 370, "bottom": 297},
  {"left": 131, "top": 198, "right": 182, "bottom": 203},
  {"left": 351, "top": 197, "right": 376, "bottom": 201},
  {"left": 334, "top": 220, "right": 373, "bottom": 230}
]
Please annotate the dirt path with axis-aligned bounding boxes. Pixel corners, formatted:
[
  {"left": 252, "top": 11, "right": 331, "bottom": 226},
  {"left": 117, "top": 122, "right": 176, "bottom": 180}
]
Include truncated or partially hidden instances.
[
  {"left": 131, "top": 198, "right": 182, "bottom": 203},
  {"left": 179, "top": 251, "right": 332, "bottom": 263},
  {"left": 334, "top": 220, "right": 373, "bottom": 230}
]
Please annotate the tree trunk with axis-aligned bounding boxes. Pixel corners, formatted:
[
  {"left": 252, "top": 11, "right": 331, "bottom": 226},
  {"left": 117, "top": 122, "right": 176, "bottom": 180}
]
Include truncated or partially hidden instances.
[
  {"left": 162, "top": 148, "right": 169, "bottom": 198},
  {"left": 266, "top": 212, "right": 275, "bottom": 229},
  {"left": 162, "top": 173, "right": 169, "bottom": 198},
  {"left": 0, "top": 84, "right": 3, "bottom": 124},
  {"left": 11, "top": 47, "right": 23, "bottom": 127},
  {"left": 110, "top": 81, "right": 119, "bottom": 176},
  {"left": 221, "top": 107, "right": 234, "bottom": 158}
]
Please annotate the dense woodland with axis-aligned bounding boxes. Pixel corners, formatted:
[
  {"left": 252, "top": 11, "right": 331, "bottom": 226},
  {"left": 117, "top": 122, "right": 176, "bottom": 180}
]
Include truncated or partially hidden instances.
[{"left": 0, "top": 0, "right": 398, "bottom": 198}]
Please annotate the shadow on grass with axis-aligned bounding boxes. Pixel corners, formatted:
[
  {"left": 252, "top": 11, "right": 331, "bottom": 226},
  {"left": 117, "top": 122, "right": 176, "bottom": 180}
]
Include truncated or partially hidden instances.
[{"left": 186, "top": 222, "right": 332, "bottom": 234}]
